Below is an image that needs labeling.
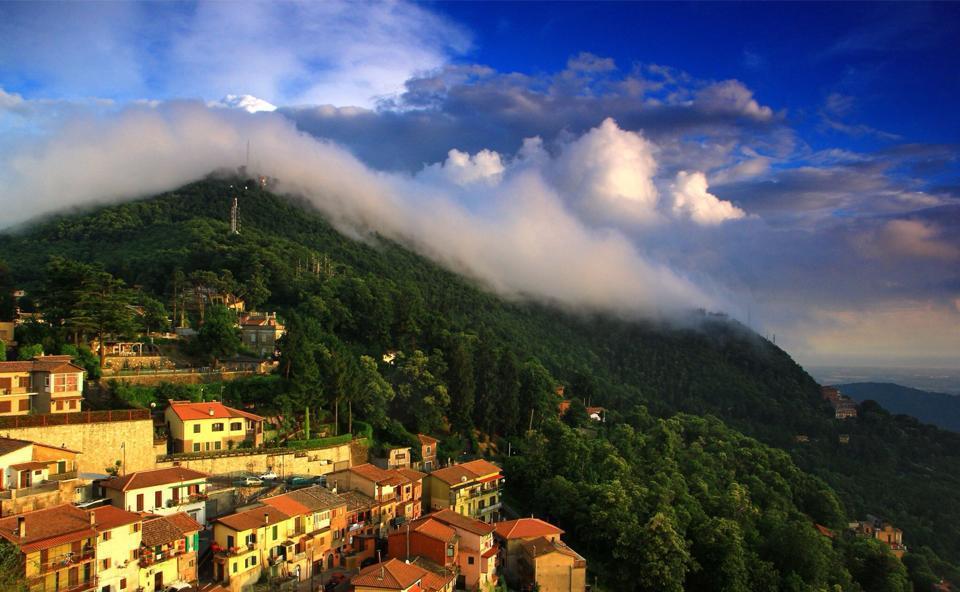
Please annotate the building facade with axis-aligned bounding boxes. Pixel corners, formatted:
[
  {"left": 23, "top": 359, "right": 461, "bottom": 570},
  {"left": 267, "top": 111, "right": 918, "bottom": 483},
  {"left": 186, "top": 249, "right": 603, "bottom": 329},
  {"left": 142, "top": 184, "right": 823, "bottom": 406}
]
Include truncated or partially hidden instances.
[
  {"left": 0, "top": 355, "right": 86, "bottom": 416},
  {"left": 99, "top": 466, "right": 209, "bottom": 525},
  {"left": 164, "top": 401, "right": 264, "bottom": 453},
  {"left": 424, "top": 459, "right": 504, "bottom": 523}
]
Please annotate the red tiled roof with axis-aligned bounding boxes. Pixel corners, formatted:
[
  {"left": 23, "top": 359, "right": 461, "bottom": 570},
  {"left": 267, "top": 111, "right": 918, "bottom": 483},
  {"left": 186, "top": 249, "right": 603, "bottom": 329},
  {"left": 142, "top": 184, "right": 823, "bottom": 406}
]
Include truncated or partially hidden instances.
[
  {"left": 396, "top": 468, "right": 425, "bottom": 482},
  {"left": 417, "top": 434, "right": 438, "bottom": 446},
  {"left": 0, "top": 356, "right": 85, "bottom": 374},
  {"left": 420, "top": 570, "right": 453, "bottom": 592},
  {"left": 459, "top": 459, "right": 501, "bottom": 477},
  {"left": 141, "top": 514, "right": 196, "bottom": 547},
  {"left": 428, "top": 509, "right": 495, "bottom": 536},
  {"left": 482, "top": 543, "right": 500, "bottom": 558},
  {"left": 166, "top": 400, "right": 264, "bottom": 422},
  {"left": 0, "top": 438, "right": 32, "bottom": 456},
  {"left": 0, "top": 504, "right": 94, "bottom": 552},
  {"left": 262, "top": 494, "right": 311, "bottom": 516},
  {"left": 349, "top": 463, "right": 399, "bottom": 485},
  {"left": 494, "top": 518, "right": 564, "bottom": 540},
  {"left": 215, "top": 505, "right": 290, "bottom": 532},
  {"left": 814, "top": 524, "right": 836, "bottom": 538},
  {"left": 408, "top": 518, "right": 456, "bottom": 543},
  {"left": 100, "top": 466, "right": 207, "bottom": 492},
  {"left": 429, "top": 459, "right": 501, "bottom": 486},
  {"left": 282, "top": 486, "right": 346, "bottom": 512},
  {"left": 352, "top": 558, "right": 428, "bottom": 590},
  {"left": 92, "top": 506, "right": 142, "bottom": 531},
  {"left": 11, "top": 460, "right": 51, "bottom": 471},
  {"left": 520, "top": 536, "right": 584, "bottom": 561}
]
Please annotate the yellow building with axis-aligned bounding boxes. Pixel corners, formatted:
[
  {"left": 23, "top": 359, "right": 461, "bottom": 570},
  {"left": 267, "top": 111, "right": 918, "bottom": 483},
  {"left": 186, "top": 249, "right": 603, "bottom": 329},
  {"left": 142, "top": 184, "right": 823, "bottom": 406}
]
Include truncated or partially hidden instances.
[
  {"left": 0, "top": 503, "right": 98, "bottom": 592},
  {"left": 494, "top": 518, "right": 586, "bottom": 592},
  {"left": 425, "top": 459, "right": 504, "bottom": 523},
  {"left": 138, "top": 513, "right": 202, "bottom": 591},
  {"left": 0, "top": 355, "right": 86, "bottom": 416},
  {"left": 212, "top": 486, "right": 348, "bottom": 592},
  {"left": 92, "top": 505, "right": 143, "bottom": 592},
  {"left": 517, "top": 537, "right": 587, "bottom": 592},
  {"left": 164, "top": 400, "right": 264, "bottom": 453}
]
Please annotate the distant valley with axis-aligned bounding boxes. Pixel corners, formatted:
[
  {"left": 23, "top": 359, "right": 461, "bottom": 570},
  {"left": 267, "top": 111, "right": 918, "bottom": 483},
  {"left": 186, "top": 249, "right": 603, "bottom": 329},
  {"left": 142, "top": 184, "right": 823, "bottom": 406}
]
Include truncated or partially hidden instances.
[{"left": 837, "top": 382, "right": 960, "bottom": 433}]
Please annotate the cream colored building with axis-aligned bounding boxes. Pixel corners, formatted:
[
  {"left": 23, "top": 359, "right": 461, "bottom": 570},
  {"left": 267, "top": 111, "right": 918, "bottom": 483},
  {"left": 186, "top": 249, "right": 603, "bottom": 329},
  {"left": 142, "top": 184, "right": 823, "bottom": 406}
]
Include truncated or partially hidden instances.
[
  {"left": 0, "top": 354, "right": 86, "bottom": 416},
  {"left": 92, "top": 505, "right": 143, "bottom": 592},
  {"left": 164, "top": 400, "right": 264, "bottom": 453},
  {"left": 138, "top": 513, "right": 202, "bottom": 591},
  {"left": 100, "top": 466, "right": 209, "bottom": 525}
]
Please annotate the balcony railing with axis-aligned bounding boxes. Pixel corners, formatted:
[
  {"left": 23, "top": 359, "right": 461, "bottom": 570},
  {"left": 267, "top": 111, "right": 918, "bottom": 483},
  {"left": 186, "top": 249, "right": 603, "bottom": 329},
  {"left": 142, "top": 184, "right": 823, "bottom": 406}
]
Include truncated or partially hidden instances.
[
  {"left": 49, "top": 470, "right": 78, "bottom": 482},
  {"left": 36, "top": 549, "right": 96, "bottom": 574}
]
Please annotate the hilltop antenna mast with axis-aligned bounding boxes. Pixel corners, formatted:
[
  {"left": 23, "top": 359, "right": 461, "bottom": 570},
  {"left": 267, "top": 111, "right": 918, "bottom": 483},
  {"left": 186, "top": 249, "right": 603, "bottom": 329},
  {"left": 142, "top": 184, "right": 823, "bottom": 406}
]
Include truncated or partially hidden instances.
[{"left": 230, "top": 196, "right": 240, "bottom": 235}]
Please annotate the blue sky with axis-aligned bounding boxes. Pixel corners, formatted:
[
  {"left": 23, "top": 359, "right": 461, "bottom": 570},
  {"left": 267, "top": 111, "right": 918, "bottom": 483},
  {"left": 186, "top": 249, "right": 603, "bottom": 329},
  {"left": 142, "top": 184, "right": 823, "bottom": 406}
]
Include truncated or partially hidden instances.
[{"left": 0, "top": 1, "right": 958, "bottom": 368}]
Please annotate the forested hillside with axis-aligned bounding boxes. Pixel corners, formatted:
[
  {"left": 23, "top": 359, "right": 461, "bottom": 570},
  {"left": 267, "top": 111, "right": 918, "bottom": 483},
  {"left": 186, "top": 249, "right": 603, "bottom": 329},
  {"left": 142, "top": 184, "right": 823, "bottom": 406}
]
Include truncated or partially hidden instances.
[{"left": 1, "top": 179, "right": 957, "bottom": 590}]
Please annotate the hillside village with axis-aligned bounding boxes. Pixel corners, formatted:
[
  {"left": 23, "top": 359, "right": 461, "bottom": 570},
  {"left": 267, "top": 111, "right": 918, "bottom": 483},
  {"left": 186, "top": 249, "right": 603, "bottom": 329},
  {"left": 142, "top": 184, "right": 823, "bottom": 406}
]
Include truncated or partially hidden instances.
[
  {"left": 0, "top": 184, "right": 955, "bottom": 592},
  {"left": 0, "top": 282, "right": 596, "bottom": 592},
  {"left": 0, "top": 280, "right": 924, "bottom": 592}
]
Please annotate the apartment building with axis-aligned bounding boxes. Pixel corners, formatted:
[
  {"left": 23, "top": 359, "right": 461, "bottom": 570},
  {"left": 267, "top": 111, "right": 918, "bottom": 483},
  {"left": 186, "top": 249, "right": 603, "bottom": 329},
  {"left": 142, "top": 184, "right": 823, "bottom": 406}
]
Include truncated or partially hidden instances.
[
  {"left": 426, "top": 509, "right": 499, "bottom": 591},
  {"left": 329, "top": 464, "right": 424, "bottom": 535},
  {"left": 138, "top": 513, "right": 202, "bottom": 592},
  {"left": 164, "top": 400, "right": 264, "bottom": 453},
  {"left": 99, "top": 466, "right": 209, "bottom": 525},
  {"left": 0, "top": 355, "right": 86, "bottom": 416},
  {"left": 424, "top": 459, "right": 504, "bottom": 523},
  {"left": 494, "top": 518, "right": 586, "bottom": 592},
  {"left": 91, "top": 505, "right": 143, "bottom": 592}
]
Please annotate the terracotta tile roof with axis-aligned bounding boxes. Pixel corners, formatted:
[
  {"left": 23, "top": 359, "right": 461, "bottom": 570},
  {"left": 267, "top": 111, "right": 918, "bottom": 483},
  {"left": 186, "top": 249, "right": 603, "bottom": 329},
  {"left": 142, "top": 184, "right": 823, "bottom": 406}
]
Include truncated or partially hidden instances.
[
  {"left": 352, "top": 558, "right": 428, "bottom": 590},
  {"left": 395, "top": 468, "right": 425, "bottom": 482},
  {"left": 0, "top": 356, "right": 85, "bottom": 374},
  {"left": 92, "top": 506, "right": 142, "bottom": 531},
  {"left": 409, "top": 518, "right": 456, "bottom": 543},
  {"left": 428, "top": 465, "right": 476, "bottom": 487},
  {"left": 166, "top": 400, "right": 264, "bottom": 422},
  {"left": 215, "top": 505, "right": 289, "bottom": 533},
  {"left": 0, "top": 438, "right": 32, "bottom": 456},
  {"left": 410, "top": 557, "right": 456, "bottom": 592},
  {"left": 494, "top": 518, "right": 564, "bottom": 540},
  {"left": 11, "top": 460, "right": 51, "bottom": 471},
  {"left": 282, "top": 486, "right": 346, "bottom": 512},
  {"left": 141, "top": 513, "right": 200, "bottom": 547},
  {"left": 428, "top": 509, "right": 495, "bottom": 536},
  {"left": 261, "top": 494, "right": 311, "bottom": 516},
  {"left": 0, "top": 504, "right": 95, "bottom": 552},
  {"left": 520, "top": 536, "right": 584, "bottom": 561},
  {"left": 417, "top": 434, "right": 438, "bottom": 446},
  {"left": 340, "top": 489, "right": 376, "bottom": 512},
  {"left": 458, "top": 459, "right": 501, "bottom": 478},
  {"left": 349, "top": 463, "right": 398, "bottom": 485},
  {"left": 100, "top": 466, "right": 207, "bottom": 492}
]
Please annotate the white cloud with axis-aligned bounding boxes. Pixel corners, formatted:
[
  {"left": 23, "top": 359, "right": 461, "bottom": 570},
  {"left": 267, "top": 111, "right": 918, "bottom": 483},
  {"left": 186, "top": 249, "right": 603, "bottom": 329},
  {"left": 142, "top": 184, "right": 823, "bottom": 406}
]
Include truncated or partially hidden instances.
[
  {"left": 0, "top": 102, "right": 714, "bottom": 318},
  {"left": 671, "top": 171, "right": 745, "bottom": 225},
  {"left": 551, "top": 117, "right": 662, "bottom": 225},
  {"left": 212, "top": 95, "right": 277, "bottom": 114},
  {"left": 417, "top": 148, "right": 505, "bottom": 187}
]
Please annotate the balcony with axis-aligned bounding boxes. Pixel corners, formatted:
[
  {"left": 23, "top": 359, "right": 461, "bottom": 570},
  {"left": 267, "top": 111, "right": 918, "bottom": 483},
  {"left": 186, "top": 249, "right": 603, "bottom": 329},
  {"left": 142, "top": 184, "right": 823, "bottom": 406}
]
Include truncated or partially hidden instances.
[
  {"left": 49, "top": 470, "right": 79, "bottom": 482},
  {"left": 478, "top": 502, "right": 502, "bottom": 515},
  {"left": 36, "top": 549, "right": 95, "bottom": 574}
]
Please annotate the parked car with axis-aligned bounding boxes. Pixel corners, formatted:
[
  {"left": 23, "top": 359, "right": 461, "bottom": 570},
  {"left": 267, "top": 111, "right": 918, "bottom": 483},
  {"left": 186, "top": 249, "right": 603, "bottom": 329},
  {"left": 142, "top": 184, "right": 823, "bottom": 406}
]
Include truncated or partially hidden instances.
[
  {"left": 240, "top": 476, "right": 262, "bottom": 486},
  {"left": 259, "top": 470, "right": 279, "bottom": 481}
]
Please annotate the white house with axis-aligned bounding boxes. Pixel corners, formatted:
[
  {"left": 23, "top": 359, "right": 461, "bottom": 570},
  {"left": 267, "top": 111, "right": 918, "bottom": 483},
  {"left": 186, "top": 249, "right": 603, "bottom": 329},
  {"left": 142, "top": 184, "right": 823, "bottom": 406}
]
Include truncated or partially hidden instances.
[{"left": 100, "top": 466, "right": 209, "bottom": 525}]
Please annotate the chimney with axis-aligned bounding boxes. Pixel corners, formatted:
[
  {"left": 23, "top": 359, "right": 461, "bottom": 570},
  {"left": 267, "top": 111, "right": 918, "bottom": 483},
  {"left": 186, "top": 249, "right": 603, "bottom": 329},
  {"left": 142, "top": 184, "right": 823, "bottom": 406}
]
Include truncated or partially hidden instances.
[
  {"left": 90, "top": 512, "right": 96, "bottom": 526},
  {"left": 16, "top": 516, "right": 25, "bottom": 538},
  {"left": 264, "top": 513, "right": 269, "bottom": 526}
]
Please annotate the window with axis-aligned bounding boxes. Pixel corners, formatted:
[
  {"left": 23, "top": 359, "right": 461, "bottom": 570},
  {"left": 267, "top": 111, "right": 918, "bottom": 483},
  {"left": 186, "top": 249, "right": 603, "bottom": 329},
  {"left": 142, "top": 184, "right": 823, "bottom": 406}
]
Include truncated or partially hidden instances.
[
  {"left": 120, "top": 579, "right": 127, "bottom": 590},
  {"left": 232, "top": 562, "right": 237, "bottom": 573},
  {"left": 102, "top": 586, "right": 109, "bottom": 592},
  {"left": 193, "top": 444, "right": 200, "bottom": 452},
  {"left": 18, "top": 399, "right": 29, "bottom": 411},
  {"left": 231, "top": 422, "right": 242, "bottom": 431},
  {"left": 136, "top": 494, "right": 144, "bottom": 512},
  {"left": 155, "top": 491, "right": 162, "bottom": 509},
  {"left": 132, "top": 523, "right": 140, "bottom": 533},
  {"left": 212, "top": 422, "right": 224, "bottom": 432},
  {"left": 56, "top": 401, "right": 63, "bottom": 411},
  {"left": 0, "top": 401, "right": 10, "bottom": 413},
  {"left": 101, "top": 558, "right": 111, "bottom": 570},
  {"left": 251, "top": 554, "right": 257, "bottom": 565},
  {"left": 214, "top": 442, "right": 222, "bottom": 450},
  {"left": 131, "top": 549, "right": 139, "bottom": 561},
  {"left": 18, "top": 376, "right": 31, "bottom": 389},
  {"left": 102, "top": 531, "right": 112, "bottom": 541},
  {"left": 193, "top": 424, "right": 200, "bottom": 433},
  {"left": 272, "top": 525, "right": 278, "bottom": 540},
  {"left": 468, "top": 556, "right": 475, "bottom": 565},
  {"left": 69, "top": 400, "right": 77, "bottom": 410},
  {"left": 426, "top": 446, "right": 431, "bottom": 454}
]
